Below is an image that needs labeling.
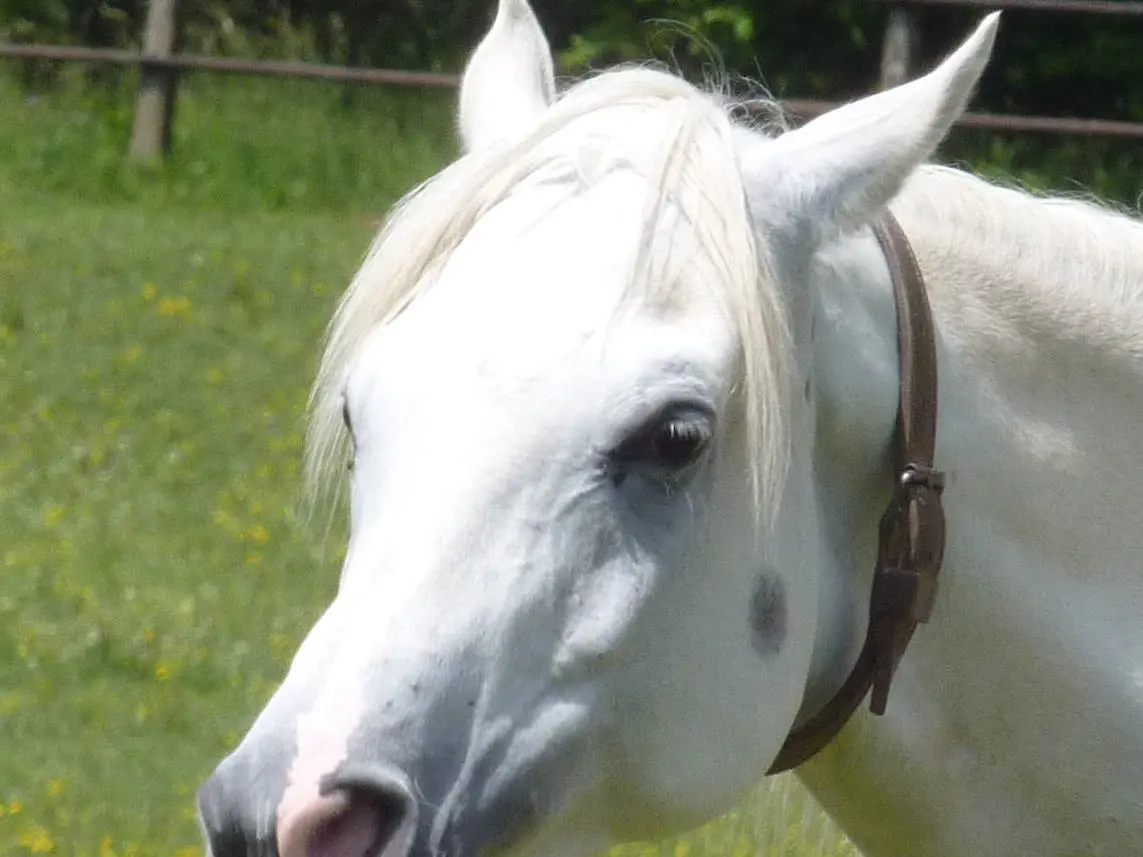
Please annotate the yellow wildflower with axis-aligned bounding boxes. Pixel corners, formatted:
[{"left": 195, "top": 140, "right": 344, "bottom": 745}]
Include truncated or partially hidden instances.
[
  {"left": 246, "top": 523, "right": 270, "bottom": 544},
  {"left": 141, "top": 283, "right": 157, "bottom": 302},
  {"left": 156, "top": 297, "right": 192, "bottom": 318},
  {"left": 18, "top": 824, "right": 54, "bottom": 853}
]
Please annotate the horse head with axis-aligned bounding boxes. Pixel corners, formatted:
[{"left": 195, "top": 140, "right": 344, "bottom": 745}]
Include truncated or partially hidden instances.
[{"left": 198, "top": 4, "right": 997, "bottom": 856}]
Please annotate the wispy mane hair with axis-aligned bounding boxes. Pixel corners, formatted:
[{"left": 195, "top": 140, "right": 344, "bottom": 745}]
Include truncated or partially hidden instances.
[{"left": 305, "top": 66, "right": 793, "bottom": 526}]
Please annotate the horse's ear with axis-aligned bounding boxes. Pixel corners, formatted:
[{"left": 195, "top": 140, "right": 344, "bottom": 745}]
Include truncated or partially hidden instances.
[
  {"left": 458, "top": 0, "right": 556, "bottom": 153},
  {"left": 736, "top": 13, "right": 999, "bottom": 248}
]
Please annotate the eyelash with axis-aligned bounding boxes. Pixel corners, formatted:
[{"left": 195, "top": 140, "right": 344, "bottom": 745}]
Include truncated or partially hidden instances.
[
  {"left": 608, "top": 405, "right": 714, "bottom": 487},
  {"left": 342, "top": 398, "right": 356, "bottom": 471}
]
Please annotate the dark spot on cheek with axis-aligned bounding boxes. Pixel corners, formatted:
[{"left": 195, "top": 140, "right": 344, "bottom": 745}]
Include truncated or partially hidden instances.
[
  {"left": 749, "top": 573, "right": 787, "bottom": 656},
  {"left": 803, "top": 377, "right": 812, "bottom": 402}
]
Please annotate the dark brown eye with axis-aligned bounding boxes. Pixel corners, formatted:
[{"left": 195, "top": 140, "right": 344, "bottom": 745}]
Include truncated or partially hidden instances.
[
  {"left": 610, "top": 406, "right": 713, "bottom": 487},
  {"left": 650, "top": 418, "right": 710, "bottom": 470}
]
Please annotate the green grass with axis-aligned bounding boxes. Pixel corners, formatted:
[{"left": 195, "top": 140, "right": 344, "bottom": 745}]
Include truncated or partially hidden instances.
[
  {"left": 0, "top": 183, "right": 367, "bottom": 855},
  {"left": 0, "top": 67, "right": 457, "bottom": 212},
  {"left": 0, "top": 70, "right": 857, "bottom": 856}
]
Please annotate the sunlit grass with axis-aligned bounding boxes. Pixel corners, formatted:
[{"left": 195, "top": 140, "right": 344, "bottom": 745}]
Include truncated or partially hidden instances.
[
  {"left": 0, "top": 183, "right": 364, "bottom": 854},
  {"left": 0, "top": 70, "right": 857, "bottom": 856},
  {"left": 0, "top": 67, "right": 457, "bottom": 212}
]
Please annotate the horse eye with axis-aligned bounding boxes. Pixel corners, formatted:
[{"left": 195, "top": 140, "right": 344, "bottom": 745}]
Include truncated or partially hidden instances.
[
  {"left": 651, "top": 418, "right": 710, "bottom": 469},
  {"left": 612, "top": 407, "right": 713, "bottom": 482}
]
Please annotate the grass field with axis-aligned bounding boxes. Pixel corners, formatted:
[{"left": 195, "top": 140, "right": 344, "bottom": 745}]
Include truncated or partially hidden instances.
[{"left": 0, "top": 70, "right": 860, "bottom": 856}]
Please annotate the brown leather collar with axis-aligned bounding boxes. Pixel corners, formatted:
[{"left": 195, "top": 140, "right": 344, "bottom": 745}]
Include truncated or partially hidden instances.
[{"left": 767, "top": 212, "right": 947, "bottom": 775}]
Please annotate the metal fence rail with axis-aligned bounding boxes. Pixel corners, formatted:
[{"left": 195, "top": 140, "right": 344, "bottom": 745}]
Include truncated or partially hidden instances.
[
  {"left": 780, "top": 99, "right": 1143, "bottom": 140},
  {"left": 0, "top": 42, "right": 459, "bottom": 89}
]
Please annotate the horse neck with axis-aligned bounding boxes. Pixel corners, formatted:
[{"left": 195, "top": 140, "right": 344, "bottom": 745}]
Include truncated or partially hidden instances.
[
  {"left": 775, "top": 171, "right": 1143, "bottom": 857},
  {"left": 794, "top": 225, "right": 904, "bottom": 720}
]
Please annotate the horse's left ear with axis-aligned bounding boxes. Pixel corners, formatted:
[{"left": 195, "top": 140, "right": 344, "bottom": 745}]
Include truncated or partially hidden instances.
[
  {"left": 458, "top": 0, "right": 556, "bottom": 153},
  {"left": 736, "top": 13, "right": 999, "bottom": 248}
]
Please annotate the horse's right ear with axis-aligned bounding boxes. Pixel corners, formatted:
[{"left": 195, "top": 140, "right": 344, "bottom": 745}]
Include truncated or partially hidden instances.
[{"left": 458, "top": 0, "right": 556, "bottom": 153}]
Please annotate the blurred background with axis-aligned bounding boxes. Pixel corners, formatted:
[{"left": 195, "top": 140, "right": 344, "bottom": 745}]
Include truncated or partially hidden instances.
[{"left": 1, "top": 1, "right": 1140, "bottom": 855}]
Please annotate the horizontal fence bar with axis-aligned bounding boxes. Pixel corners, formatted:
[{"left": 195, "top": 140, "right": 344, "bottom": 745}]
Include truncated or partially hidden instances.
[
  {"left": 954, "top": 111, "right": 1143, "bottom": 138},
  {"left": 870, "top": 0, "right": 1143, "bottom": 15},
  {"left": 6, "top": 42, "right": 1143, "bottom": 139},
  {"left": 0, "top": 43, "right": 459, "bottom": 88},
  {"left": 786, "top": 98, "right": 1143, "bottom": 138},
  {"left": 780, "top": 99, "right": 1143, "bottom": 138}
]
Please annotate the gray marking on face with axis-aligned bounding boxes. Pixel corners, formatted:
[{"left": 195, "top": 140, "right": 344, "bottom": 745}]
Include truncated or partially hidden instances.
[{"left": 749, "top": 572, "right": 787, "bottom": 656}]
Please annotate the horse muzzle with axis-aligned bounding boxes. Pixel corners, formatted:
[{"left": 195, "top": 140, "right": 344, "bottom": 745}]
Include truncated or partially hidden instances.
[{"left": 199, "top": 756, "right": 420, "bottom": 857}]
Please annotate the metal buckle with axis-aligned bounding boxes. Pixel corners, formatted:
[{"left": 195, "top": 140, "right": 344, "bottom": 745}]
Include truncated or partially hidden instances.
[{"left": 899, "top": 462, "right": 946, "bottom": 492}]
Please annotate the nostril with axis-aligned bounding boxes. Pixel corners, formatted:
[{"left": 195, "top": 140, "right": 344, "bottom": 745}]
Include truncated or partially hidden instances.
[
  {"left": 314, "top": 790, "right": 406, "bottom": 857},
  {"left": 278, "top": 770, "right": 417, "bottom": 857}
]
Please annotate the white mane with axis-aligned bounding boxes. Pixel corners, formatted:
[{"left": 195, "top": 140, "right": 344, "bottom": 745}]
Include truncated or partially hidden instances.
[{"left": 305, "top": 66, "right": 794, "bottom": 519}]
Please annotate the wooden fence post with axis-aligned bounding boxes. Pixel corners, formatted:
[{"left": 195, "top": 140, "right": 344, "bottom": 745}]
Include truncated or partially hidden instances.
[
  {"left": 129, "top": 0, "right": 182, "bottom": 162},
  {"left": 880, "top": 6, "right": 918, "bottom": 90}
]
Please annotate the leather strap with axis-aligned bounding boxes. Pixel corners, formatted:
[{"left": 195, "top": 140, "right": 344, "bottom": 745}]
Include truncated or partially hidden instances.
[{"left": 766, "top": 212, "right": 947, "bottom": 775}]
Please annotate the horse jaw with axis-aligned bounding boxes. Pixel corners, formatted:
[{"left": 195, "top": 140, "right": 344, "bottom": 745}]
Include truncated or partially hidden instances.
[{"left": 459, "top": 0, "right": 556, "bottom": 153}]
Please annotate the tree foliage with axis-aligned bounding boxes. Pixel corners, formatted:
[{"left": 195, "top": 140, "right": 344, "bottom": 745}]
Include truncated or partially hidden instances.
[
  {"left": 2, "top": 1, "right": 1142, "bottom": 202},
  {"left": 6, "top": 1, "right": 1143, "bottom": 118}
]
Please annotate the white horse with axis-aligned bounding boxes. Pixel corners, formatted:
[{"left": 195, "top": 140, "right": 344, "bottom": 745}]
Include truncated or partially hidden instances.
[{"left": 197, "top": 3, "right": 1143, "bottom": 856}]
